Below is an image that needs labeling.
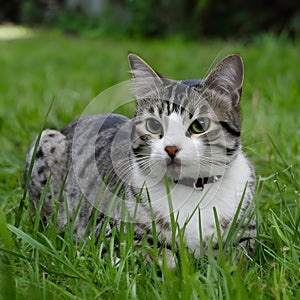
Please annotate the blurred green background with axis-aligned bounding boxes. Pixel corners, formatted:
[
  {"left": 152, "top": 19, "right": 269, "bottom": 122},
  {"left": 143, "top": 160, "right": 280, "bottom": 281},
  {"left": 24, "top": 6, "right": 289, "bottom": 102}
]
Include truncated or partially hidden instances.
[
  {"left": 1, "top": 0, "right": 300, "bottom": 39},
  {"left": 0, "top": 1, "right": 299, "bottom": 299}
]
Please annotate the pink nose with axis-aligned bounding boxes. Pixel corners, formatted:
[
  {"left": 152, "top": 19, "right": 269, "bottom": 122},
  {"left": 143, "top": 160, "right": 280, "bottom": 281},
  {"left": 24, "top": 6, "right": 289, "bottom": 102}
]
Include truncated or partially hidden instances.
[{"left": 164, "top": 145, "right": 179, "bottom": 159}]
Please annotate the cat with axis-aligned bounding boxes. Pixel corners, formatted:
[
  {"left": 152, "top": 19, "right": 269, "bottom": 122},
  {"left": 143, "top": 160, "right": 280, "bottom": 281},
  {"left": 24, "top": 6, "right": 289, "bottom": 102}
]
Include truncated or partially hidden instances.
[{"left": 24, "top": 53, "right": 256, "bottom": 267}]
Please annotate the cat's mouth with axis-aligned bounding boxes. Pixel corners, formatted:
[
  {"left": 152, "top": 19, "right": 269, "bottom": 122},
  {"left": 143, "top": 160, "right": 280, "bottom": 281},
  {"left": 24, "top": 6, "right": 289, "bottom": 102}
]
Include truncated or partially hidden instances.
[
  {"left": 166, "top": 158, "right": 182, "bottom": 179},
  {"left": 167, "top": 159, "right": 181, "bottom": 168}
]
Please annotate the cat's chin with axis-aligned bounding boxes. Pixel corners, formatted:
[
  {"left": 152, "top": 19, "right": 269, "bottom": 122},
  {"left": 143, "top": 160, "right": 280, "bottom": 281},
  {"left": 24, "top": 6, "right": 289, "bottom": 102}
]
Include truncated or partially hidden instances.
[{"left": 165, "top": 173, "right": 179, "bottom": 181}]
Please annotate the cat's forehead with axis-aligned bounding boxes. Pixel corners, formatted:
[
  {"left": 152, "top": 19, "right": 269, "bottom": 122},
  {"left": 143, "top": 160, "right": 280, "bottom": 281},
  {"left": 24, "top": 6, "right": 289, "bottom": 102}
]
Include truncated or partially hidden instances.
[{"left": 135, "top": 80, "right": 211, "bottom": 118}]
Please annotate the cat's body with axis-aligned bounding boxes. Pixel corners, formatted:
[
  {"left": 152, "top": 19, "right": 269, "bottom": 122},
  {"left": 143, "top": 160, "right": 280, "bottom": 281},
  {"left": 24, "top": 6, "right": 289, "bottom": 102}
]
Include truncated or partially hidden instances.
[{"left": 25, "top": 54, "right": 256, "bottom": 265}]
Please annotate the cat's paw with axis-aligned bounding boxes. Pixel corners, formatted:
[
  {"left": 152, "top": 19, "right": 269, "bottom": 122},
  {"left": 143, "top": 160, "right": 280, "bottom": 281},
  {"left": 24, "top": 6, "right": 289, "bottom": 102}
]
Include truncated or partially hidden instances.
[
  {"left": 143, "top": 248, "right": 177, "bottom": 269},
  {"left": 158, "top": 248, "right": 177, "bottom": 269}
]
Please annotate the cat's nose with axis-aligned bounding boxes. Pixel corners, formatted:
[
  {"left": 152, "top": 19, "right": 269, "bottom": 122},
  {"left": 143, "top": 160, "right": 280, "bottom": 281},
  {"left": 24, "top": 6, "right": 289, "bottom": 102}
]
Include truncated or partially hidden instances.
[{"left": 164, "top": 145, "right": 180, "bottom": 159}]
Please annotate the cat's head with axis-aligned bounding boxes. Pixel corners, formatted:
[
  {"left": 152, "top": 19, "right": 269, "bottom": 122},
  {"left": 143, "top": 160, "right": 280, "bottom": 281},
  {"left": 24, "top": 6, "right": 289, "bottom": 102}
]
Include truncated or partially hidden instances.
[{"left": 128, "top": 53, "right": 244, "bottom": 184}]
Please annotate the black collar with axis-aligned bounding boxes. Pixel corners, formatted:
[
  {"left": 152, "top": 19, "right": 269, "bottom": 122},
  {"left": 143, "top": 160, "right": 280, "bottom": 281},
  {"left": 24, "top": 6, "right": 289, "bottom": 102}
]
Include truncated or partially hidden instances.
[{"left": 174, "top": 175, "right": 222, "bottom": 190}]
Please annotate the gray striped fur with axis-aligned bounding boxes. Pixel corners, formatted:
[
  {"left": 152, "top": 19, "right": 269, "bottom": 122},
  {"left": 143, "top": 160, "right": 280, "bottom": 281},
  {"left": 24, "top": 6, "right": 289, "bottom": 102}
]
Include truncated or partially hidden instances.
[{"left": 25, "top": 53, "right": 256, "bottom": 266}]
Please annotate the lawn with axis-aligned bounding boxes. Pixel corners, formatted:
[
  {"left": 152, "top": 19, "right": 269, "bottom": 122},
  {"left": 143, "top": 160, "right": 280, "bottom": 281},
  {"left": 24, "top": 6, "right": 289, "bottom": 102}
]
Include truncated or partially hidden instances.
[{"left": 0, "top": 27, "right": 299, "bottom": 299}]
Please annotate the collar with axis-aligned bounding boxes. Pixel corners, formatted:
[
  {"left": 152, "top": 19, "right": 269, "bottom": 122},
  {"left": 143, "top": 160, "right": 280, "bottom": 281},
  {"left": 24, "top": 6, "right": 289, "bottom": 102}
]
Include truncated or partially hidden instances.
[{"left": 174, "top": 175, "right": 222, "bottom": 190}]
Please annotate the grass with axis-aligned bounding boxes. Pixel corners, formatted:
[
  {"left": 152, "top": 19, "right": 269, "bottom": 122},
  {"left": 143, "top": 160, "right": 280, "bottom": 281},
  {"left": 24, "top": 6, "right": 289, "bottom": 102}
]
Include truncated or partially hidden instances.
[{"left": 0, "top": 26, "right": 299, "bottom": 299}]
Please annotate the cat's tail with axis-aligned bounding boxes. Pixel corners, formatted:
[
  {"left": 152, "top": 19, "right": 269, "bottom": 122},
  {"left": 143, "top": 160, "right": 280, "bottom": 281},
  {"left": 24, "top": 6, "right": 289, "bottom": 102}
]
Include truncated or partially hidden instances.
[{"left": 24, "top": 129, "right": 70, "bottom": 221}]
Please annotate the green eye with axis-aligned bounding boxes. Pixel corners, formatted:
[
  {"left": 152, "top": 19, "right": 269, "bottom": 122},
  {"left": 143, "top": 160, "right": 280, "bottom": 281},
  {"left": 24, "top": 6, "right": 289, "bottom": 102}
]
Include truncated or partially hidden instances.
[
  {"left": 189, "top": 118, "right": 210, "bottom": 134},
  {"left": 146, "top": 118, "right": 163, "bottom": 134}
]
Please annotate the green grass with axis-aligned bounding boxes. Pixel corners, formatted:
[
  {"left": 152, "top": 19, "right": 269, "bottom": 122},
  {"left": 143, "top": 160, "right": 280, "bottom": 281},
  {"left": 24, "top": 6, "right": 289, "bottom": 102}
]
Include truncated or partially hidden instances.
[{"left": 0, "top": 27, "right": 299, "bottom": 299}]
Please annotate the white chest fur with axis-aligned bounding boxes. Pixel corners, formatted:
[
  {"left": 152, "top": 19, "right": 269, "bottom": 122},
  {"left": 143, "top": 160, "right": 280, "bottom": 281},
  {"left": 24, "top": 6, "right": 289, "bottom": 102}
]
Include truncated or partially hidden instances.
[{"left": 141, "top": 153, "right": 251, "bottom": 256}]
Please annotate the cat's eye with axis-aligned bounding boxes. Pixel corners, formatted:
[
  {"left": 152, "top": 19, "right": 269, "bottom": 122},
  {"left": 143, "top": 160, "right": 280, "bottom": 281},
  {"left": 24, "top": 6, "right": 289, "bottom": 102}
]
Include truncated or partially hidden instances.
[
  {"left": 189, "top": 118, "right": 210, "bottom": 135},
  {"left": 146, "top": 118, "right": 163, "bottom": 134}
]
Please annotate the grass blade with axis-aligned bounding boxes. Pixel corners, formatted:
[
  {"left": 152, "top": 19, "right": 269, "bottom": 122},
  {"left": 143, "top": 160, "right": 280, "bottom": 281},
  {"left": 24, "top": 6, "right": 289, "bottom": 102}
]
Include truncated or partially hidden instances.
[
  {"left": 7, "top": 224, "right": 85, "bottom": 279},
  {"left": 15, "top": 97, "right": 55, "bottom": 227}
]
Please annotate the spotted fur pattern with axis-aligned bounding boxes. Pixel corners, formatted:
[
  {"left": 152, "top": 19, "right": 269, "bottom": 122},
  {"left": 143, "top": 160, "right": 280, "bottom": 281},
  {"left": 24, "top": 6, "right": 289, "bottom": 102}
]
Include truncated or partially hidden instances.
[{"left": 25, "top": 54, "right": 256, "bottom": 267}]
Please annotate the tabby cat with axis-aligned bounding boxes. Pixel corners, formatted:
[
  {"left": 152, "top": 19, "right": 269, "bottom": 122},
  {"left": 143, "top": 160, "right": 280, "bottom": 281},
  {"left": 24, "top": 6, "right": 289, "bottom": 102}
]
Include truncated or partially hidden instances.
[{"left": 25, "top": 53, "right": 256, "bottom": 267}]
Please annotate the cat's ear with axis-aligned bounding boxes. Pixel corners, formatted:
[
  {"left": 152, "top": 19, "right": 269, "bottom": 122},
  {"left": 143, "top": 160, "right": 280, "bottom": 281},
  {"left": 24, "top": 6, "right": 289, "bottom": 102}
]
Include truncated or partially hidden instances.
[
  {"left": 128, "top": 53, "right": 163, "bottom": 100},
  {"left": 128, "top": 53, "right": 163, "bottom": 80},
  {"left": 203, "top": 55, "right": 244, "bottom": 107}
]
